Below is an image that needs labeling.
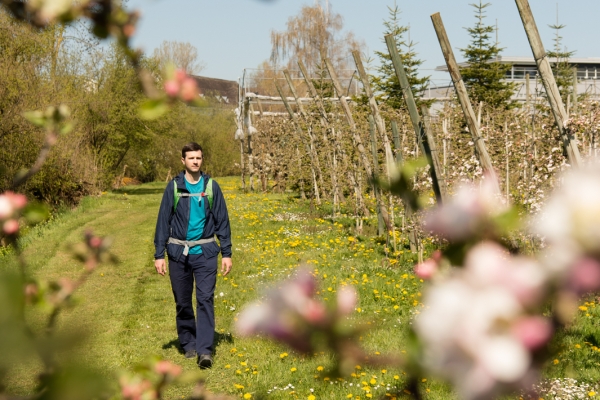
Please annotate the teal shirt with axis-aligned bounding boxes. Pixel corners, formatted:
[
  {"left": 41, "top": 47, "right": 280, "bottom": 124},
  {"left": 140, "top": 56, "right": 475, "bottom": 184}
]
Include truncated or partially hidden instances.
[{"left": 185, "top": 177, "right": 206, "bottom": 255}]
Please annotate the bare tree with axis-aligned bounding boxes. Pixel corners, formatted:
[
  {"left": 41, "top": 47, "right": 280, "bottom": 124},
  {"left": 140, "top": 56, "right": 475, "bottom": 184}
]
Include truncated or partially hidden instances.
[
  {"left": 152, "top": 40, "right": 205, "bottom": 75},
  {"left": 270, "top": 1, "right": 364, "bottom": 75}
]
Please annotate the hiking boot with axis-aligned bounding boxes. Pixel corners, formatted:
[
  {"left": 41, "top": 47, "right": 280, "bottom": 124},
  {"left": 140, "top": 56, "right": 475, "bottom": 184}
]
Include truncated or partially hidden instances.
[
  {"left": 198, "top": 354, "right": 213, "bottom": 369},
  {"left": 184, "top": 349, "right": 197, "bottom": 359}
]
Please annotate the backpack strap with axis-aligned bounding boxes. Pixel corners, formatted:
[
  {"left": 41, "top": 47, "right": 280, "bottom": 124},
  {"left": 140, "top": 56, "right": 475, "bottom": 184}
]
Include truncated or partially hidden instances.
[
  {"left": 173, "top": 180, "right": 178, "bottom": 212},
  {"left": 206, "top": 178, "right": 214, "bottom": 209},
  {"left": 173, "top": 177, "right": 213, "bottom": 212}
]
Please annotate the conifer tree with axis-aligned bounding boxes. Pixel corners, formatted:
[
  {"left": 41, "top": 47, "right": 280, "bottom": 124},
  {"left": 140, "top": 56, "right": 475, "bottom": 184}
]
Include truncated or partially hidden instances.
[
  {"left": 546, "top": 21, "right": 575, "bottom": 103},
  {"left": 372, "top": 2, "right": 429, "bottom": 109},
  {"left": 460, "top": 1, "right": 515, "bottom": 109}
]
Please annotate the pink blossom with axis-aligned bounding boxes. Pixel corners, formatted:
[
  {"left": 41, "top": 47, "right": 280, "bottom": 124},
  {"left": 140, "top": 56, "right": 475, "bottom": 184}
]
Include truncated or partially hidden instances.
[
  {"left": 8, "top": 192, "right": 27, "bottom": 209},
  {"left": 235, "top": 268, "right": 354, "bottom": 354},
  {"left": 180, "top": 78, "right": 198, "bottom": 102},
  {"left": 3, "top": 219, "right": 19, "bottom": 234},
  {"left": 465, "top": 242, "right": 547, "bottom": 307},
  {"left": 89, "top": 236, "right": 103, "bottom": 248},
  {"left": 336, "top": 286, "right": 357, "bottom": 315},
  {"left": 0, "top": 195, "right": 14, "bottom": 219},
  {"left": 424, "top": 177, "right": 507, "bottom": 241},
  {"left": 511, "top": 317, "right": 553, "bottom": 350},
  {"left": 174, "top": 69, "right": 187, "bottom": 83},
  {"left": 164, "top": 80, "right": 179, "bottom": 97},
  {"left": 154, "top": 360, "right": 182, "bottom": 377},
  {"left": 567, "top": 257, "right": 600, "bottom": 294},
  {"left": 414, "top": 250, "right": 442, "bottom": 279}
]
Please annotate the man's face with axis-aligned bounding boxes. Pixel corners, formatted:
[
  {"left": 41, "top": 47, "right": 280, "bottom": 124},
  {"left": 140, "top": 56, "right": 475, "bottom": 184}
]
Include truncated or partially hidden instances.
[{"left": 182, "top": 150, "right": 203, "bottom": 174}]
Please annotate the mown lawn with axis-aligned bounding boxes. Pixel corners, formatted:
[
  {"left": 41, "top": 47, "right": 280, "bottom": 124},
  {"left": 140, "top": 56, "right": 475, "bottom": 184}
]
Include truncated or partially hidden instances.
[{"left": 2, "top": 177, "right": 599, "bottom": 399}]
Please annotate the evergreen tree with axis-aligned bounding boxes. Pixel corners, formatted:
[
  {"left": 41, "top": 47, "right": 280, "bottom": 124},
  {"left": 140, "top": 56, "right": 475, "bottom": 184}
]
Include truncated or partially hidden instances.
[
  {"left": 460, "top": 1, "right": 515, "bottom": 109},
  {"left": 372, "top": 2, "right": 429, "bottom": 109},
  {"left": 546, "top": 21, "right": 575, "bottom": 103}
]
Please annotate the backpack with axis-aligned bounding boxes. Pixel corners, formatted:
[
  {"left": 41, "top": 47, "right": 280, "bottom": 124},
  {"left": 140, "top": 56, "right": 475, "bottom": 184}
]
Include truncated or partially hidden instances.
[{"left": 173, "top": 177, "right": 214, "bottom": 212}]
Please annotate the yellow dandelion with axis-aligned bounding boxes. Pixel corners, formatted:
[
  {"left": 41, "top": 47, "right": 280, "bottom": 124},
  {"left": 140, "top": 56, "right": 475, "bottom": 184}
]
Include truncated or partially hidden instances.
[
  {"left": 553, "top": 359, "right": 560, "bottom": 365},
  {"left": 280, "top": 352, "right": 288, "bottom": 359},
  {"left": 234, "top": 384, "right": 244, "bottom": 390},
  {"left": 224, "top": 364, "right": 231, "bottom": 369},
  {"left": 291, "top": 367, "right": 297, "bottom": 372},
  {"left": 317, "top": 366, "right": 324, "bottom": 371},
  {"left": 243, "top": 394, "right": 252, "bottom": 399}
]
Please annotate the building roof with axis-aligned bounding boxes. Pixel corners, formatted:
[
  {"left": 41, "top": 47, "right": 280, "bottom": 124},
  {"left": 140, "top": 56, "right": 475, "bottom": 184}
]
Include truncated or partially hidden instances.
[
  {"left": 191, "top": 75, "right": 239, "bottom": 104},
  {"left": 435, "top": 56, "right": 600, "bottom": 71}
]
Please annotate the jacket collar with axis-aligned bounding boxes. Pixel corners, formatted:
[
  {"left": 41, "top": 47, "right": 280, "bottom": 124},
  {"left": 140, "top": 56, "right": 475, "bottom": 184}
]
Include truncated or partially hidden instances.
[{"left": 175, "top": 170, "right": 210, "bottom": 190}]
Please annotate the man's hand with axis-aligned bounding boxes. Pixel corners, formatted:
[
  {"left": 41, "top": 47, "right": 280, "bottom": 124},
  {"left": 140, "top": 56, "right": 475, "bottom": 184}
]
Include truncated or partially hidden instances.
[
  {"left": 155, "top": 259, "right": 167, "bottom": 276},
  {"left": 221, "top": 257, "right": 232, "bottom": 276}
]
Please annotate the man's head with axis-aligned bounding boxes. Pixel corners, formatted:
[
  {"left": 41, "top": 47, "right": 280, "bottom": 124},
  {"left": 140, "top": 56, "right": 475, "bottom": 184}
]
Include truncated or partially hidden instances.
[{"left": 181, "top": 142, "right": 203, "bottom": 175}]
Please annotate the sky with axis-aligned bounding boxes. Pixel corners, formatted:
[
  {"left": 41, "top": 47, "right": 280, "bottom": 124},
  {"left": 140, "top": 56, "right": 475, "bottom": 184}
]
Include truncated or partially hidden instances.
[{"left": 126, "top": 0, "right": 599, "bottom": 87}]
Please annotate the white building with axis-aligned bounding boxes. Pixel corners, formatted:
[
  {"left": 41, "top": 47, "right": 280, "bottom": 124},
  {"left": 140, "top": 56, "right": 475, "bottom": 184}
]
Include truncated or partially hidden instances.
[{"left": 423, "top": 56, "right": 600, "bottom": 103}]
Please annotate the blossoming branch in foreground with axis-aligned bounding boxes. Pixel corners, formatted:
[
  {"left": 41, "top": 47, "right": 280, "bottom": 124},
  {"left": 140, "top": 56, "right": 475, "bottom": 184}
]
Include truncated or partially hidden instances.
[
  {"left": 235, "top": 268, "right": 357, "bottom": 354},
  {"left": 414, "top": 241, "right": 553, "bottom": 400}
]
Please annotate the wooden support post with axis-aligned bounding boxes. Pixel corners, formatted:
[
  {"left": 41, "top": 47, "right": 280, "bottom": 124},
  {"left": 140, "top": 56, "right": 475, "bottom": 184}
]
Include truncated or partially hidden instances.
[
  {"left": 323, "top": 57, "right": 373, "bottom": 178},
  {"left": 385, "top": 34, "right": 447, "bottom": 203},
  {"left": 352, "top": 50, "right": 395, "bottom": 174},
  {"left": 369, "top": 115, "right": 385, "bottom": 236},
  {"left": 274, "top": 79, "right": 319, "bottom": 204},
  {"left": 514, "top": 0, "right": 582, "bottom": 167},
  {"left": 391, "top": 121, "right": 403, "bottom": 164},
  {"left": 421, "top": 104, "right": 448, "bottom": 202},
  {"left": 430, "top": 13, "right": 500, "bottom": 193}
]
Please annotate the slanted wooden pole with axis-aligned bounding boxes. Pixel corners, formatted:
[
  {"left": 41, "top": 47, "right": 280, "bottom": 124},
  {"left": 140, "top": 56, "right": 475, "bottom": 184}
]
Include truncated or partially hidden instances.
[
  {"left": 391, "top": 121, "right": 402, "bottom": 164},
  {"left": 514, "top": 0, "right": 582, "bottom": 167},
  {"left": 421, "top": 104, "right": 448, "bottom": 202},
  {"left": 385, "top": 34, "right": 447, "bottom": 203},
  {"left": 323, "top": 57, "right": 373, "bottom": 178},
  {"left": 274, "top": 79, "right": 319, "bottom": 203},
  {"left": 369, "top": 115, "right": 385, "bottom": 236},
  {"left": 352, "top": 50, "right": 395, "bottom": 174},
  {"left": 430, "top": 13, "right": 500, "bottom": 193}
]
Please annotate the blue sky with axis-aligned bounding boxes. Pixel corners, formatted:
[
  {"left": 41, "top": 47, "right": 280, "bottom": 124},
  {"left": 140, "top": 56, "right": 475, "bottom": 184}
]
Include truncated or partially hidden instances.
[{"left": 126, "top": 0, "right": 599, "bottom": 86}]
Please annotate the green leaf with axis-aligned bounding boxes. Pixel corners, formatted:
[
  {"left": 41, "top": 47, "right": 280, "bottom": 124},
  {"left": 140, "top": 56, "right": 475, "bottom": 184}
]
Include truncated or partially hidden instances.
[
  {"left": 60, "top": 122, "right": 74, "bottom": 135},
  {"left": 138, "top": 99, "right": 169, "bottom": 120},
  {"left": 23, "top": 111, "right": 46, "bottom": 127}
]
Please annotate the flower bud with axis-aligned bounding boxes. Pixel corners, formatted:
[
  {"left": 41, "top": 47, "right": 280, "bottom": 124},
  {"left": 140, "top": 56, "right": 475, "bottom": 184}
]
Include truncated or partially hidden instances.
[
  {"left": 0, "top": 195, "right": 15, "bottom": 219},
  {"left": 3, "top": 219, "right": 19, "bottom": 235},
  {"left": 180, "top": 78, "right": 198, "bottom": 102},
  {"left": 164, "top": 80, "right": 180, "bottom": 97},
  {"left": 511, "top": 316, "right": 552, "bottom": 350},
  {"left": 336, "top": 286, "right": 357, "bottom": 316}
]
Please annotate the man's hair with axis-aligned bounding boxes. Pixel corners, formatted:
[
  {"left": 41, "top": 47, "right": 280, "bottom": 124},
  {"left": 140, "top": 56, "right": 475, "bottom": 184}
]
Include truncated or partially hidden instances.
[{"left": 182, "top": 142, "right": 203, "bottom": 158}]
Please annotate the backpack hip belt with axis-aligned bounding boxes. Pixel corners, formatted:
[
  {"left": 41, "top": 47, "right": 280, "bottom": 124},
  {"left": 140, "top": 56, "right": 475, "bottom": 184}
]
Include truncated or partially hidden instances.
[{"left": 167, "top": 236, "right": 216, "bottom": 256}]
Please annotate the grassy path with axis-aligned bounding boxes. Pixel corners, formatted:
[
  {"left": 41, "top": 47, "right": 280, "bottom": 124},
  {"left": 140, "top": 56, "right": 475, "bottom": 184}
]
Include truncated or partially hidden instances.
[{"left": 4, "top": 177, "right": 439, "bottom": 399}]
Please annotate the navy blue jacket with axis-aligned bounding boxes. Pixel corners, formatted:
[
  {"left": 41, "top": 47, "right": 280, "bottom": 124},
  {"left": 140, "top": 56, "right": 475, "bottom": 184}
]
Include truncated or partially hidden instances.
[{"left": 154, "top": 171, "right": 232, "bottom": 261}]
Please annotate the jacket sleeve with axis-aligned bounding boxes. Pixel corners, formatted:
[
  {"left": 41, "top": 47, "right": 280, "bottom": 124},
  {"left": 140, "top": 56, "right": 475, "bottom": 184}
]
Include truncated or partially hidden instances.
[
  {"left": 154, "top": 182, "right": 174, "bottom": 259},
  {"left": 211, "top": 180, "right": 232, "bottom": 258}
]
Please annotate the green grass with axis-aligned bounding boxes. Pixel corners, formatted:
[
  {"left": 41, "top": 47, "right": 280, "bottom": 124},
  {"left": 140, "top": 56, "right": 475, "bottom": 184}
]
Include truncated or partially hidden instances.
[{"left": 3, "top": 177, "right": 598, "bottom": 399}]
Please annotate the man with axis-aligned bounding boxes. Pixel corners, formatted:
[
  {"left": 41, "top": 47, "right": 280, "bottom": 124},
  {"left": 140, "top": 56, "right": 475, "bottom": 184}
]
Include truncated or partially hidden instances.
[{"left": 154, "top": 142, "right": 232, "bottom": 369}]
